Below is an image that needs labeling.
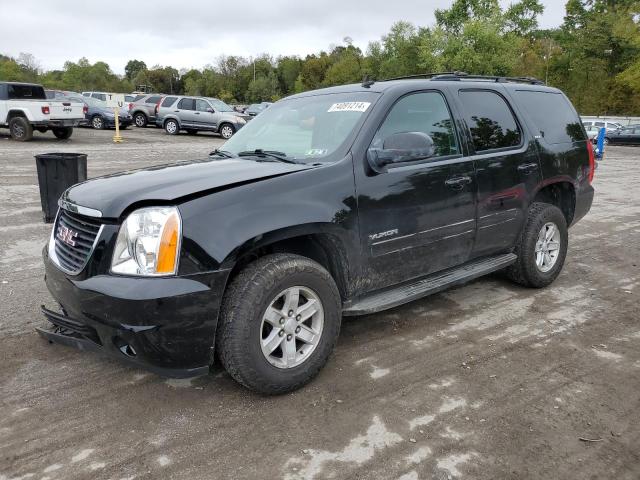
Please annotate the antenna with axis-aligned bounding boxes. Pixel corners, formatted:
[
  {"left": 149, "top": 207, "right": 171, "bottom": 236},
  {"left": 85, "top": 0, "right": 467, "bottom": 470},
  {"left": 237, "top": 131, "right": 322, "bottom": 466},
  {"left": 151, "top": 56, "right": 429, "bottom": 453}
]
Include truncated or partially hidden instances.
[{"left": 362, "top": 74, "right": 375, "bottom": 88}]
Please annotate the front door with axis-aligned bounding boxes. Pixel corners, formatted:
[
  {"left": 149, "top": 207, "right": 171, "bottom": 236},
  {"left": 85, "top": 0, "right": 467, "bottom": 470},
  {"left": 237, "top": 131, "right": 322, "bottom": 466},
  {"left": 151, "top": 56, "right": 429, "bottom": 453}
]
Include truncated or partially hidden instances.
[
  {"left": 176, "top": 97, "right": 197, "bottom": 127},
  {"left": 355, "top": 90, "right": 477, "bottom": 292},
  {"left": 195, "top": 99, "right": 217, "bottom": 130}
]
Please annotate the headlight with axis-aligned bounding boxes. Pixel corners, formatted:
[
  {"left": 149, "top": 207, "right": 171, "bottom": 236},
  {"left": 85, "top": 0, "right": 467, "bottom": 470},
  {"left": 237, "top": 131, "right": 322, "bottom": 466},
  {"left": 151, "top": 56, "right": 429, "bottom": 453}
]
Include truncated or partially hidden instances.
[
  {"left": 111, "top": 206, "right": 181, "bottom": 276},
  {"left": 235, "top": 116, "right": 246, "bottom": 124}
]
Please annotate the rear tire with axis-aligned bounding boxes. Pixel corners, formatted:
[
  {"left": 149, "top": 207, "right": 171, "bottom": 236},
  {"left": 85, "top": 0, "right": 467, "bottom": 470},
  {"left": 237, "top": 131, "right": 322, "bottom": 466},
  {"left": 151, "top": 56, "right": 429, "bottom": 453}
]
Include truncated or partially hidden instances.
[
  {"left": 164, "top": 119, "right": 179, "bottom": 135},
  {"left": 506, "top": 202, "right": 568, "bottom": 288},
  {"left": 52, "top": 127, "right": 73, "bottom": 139},
  {"left": 217, "top": 253, "right": 342, "bottom": 395},
  {"left": 133, "top": 112, "right": 147, "bottom": 127},
  {"left": 91, "top": 115, "right": 105, "bottom": 130},
  {"left": 9, "top": 117, "right": 33, "bottom": 141}
]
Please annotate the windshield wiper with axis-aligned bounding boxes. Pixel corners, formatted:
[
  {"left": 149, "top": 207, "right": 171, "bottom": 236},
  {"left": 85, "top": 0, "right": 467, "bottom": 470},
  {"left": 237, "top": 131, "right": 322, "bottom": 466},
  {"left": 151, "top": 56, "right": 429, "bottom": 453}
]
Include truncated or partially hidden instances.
[
  {"left": 209, "top": 149, "right": 235, "bottom": 158},
  {"left": 238, "top": 149, "right": 300, "bottom": 164}
]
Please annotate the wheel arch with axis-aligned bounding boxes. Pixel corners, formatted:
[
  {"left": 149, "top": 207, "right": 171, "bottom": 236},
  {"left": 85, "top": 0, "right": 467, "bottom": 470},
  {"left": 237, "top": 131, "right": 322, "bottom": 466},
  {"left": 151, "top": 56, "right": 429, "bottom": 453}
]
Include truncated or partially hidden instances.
[
  {"left": 221, "top": 224, "right": 353, "bottom": 301},
  {"left": 7, "top": 109, "right": 31, "bottom": 122},
  {"left": 532, "top": 181, "right": 576, "bottom": 226}
]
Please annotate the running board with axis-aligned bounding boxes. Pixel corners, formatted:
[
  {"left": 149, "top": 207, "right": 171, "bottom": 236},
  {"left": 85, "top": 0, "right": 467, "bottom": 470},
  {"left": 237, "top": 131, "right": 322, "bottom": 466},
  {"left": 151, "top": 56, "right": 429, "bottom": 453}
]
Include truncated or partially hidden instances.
[{"left": 343, "top": 253, "right": 517, "bottom": 316}]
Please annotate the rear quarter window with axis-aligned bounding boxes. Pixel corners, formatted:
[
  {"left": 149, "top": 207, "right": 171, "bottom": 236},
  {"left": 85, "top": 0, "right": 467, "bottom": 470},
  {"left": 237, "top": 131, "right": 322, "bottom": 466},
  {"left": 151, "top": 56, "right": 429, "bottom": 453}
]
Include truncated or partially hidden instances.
[
  {"left": 161, "top": 96, "right": 178, "bottom": 107},
  {"left": 146, "top": 95, "right": 162, "bottom": 103},
  {"left": 515, "top": 90, "right": 585, "bottom": 144}
]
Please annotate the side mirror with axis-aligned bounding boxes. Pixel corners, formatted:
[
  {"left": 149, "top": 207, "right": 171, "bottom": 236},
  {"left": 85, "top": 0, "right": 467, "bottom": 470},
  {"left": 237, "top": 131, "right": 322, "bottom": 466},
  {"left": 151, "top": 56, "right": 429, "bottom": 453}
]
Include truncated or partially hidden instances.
[
  {"left": 367, "top": 132, "right": 435, "bottom": 173},
  {"left": 206, "top": 108, "right": 214, "bottom": 113}
]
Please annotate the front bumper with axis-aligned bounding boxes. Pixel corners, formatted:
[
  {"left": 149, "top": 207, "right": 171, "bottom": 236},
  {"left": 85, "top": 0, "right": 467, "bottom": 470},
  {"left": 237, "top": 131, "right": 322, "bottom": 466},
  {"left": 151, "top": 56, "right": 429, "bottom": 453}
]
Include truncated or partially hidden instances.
[{"left": 41, "top": 246, "right": 230, "bottom": 377}]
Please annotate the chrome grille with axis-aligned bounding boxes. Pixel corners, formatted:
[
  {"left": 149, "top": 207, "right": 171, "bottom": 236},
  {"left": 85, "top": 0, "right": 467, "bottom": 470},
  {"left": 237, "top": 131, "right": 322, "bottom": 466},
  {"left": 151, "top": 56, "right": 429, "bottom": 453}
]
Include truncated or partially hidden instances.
[{"left": 52, "top": 209, "right": 103, "bottom": 274}]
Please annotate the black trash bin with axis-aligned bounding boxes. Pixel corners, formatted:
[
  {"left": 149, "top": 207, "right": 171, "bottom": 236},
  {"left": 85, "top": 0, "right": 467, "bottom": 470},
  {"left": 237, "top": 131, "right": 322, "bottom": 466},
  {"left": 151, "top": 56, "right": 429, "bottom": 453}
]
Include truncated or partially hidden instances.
[{"left": 35, "top": 153, "right": 87, "bottom": 223}]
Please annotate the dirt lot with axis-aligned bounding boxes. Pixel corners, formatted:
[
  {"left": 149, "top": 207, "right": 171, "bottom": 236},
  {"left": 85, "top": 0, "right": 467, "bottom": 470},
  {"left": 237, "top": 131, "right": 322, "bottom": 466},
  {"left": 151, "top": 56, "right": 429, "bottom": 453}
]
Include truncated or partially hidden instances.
[{"left": 1, "top": 127, "right": 639, "bottom": 480}]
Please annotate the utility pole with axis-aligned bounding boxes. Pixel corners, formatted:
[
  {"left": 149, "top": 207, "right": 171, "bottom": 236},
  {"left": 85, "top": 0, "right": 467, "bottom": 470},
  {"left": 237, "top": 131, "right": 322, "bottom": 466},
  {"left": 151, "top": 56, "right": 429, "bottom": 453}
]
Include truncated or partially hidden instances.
[{"left": 545, "top": 37, "right": 552, "bottom": 85}]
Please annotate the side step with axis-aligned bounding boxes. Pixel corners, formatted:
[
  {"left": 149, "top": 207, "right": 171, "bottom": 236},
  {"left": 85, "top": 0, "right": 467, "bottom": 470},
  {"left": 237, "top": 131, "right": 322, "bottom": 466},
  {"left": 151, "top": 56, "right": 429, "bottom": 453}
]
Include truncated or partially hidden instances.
[{"left": 343, "top": 253, "right": 517, "bottom": 316}]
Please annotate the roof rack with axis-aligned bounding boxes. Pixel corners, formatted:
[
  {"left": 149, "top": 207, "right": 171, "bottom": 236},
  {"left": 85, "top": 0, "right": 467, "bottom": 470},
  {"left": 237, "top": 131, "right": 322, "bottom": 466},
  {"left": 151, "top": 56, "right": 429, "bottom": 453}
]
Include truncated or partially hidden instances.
[{"left": 383, "top": 71, "right": 545, "bottom": 85}]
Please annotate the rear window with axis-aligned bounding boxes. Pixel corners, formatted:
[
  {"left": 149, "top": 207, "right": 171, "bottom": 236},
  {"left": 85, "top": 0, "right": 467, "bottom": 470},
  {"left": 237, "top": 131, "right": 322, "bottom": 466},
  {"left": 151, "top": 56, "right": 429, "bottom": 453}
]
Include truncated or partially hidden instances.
[
  {"left": 92, "top": 93, "right": 106, "bottom": 101},
  {"left": 459, "top": 90, "right": 521, "bottom": 152},
  {"left": 146, "top": 95, "right": 162, "bottom": 104},
  {"left": 161, "top": 96, "right": 178, "bottom": 107},
  {"left": 515, "top": 91, "right": 585, "bottom": 144},
  {"left": 8, "top": 84, "right": 46, "bottom": 100},
  {"left": 133, "top": 94, "right": 145, "bottom": 102}
]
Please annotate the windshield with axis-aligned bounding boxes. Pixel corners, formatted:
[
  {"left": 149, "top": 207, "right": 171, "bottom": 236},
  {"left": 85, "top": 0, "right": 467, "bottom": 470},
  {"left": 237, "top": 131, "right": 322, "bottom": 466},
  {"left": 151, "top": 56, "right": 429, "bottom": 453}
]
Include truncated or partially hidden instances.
[{"left": 221, "top": 92, "right": 379, "bottom": 162}]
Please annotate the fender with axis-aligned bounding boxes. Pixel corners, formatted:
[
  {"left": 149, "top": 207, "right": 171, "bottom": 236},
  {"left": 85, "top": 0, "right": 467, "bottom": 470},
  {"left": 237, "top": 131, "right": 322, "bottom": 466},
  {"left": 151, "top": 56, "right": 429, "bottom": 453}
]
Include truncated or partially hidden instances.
[
  {"left": 7, "top": 107, "right": 34, "bottom": 123},
  {"left": 177, "top": 157, "right": 362, "bottom": 282}
]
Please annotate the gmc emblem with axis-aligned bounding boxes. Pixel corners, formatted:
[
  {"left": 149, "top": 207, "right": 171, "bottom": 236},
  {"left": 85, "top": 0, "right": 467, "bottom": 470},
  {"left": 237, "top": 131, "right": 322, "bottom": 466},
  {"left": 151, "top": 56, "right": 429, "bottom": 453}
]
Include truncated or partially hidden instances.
[{"left": 57, "top": 225, "right": 78, "bottom": 247}]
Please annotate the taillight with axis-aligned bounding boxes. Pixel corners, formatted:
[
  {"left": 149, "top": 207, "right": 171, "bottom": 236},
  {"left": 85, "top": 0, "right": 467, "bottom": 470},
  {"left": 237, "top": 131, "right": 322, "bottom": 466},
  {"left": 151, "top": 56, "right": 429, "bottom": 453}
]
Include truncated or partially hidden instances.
[
  {"left": 586, "top": 140, "right": 595, "bottom": 183},
  {"left": 83, "top": 105, "right": 88, "bottom": 114},
  {"left": 41, "top": 106, "right": 50, "bottom": 114},
  {"left": 155, "top": 102, "right": 161, "bottom": 115},
  {"left": 128, "top": 103, "right": 133, "bottom": 111}
]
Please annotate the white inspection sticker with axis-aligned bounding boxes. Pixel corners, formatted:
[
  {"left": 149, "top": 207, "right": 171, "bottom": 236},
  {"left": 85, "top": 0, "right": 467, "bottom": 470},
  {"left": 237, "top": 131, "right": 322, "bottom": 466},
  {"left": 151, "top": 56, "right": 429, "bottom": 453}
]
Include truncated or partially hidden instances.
[{"left": 327, "top": 102, "right": 371, "bottom": 113}]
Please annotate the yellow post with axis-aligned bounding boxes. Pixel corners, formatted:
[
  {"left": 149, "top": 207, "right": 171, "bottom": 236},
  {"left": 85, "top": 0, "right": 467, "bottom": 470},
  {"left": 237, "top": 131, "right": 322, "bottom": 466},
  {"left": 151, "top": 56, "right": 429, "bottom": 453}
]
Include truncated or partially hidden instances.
[{"left": 112, "top": 106, "right": 123, "bottom": 143}]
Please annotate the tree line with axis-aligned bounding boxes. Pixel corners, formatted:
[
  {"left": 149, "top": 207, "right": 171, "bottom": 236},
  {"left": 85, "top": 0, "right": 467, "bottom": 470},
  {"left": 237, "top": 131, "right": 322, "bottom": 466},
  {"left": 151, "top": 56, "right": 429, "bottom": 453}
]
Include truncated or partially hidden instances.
[{"left": 1, "top": 0, "right": 639, "bottom": 115}]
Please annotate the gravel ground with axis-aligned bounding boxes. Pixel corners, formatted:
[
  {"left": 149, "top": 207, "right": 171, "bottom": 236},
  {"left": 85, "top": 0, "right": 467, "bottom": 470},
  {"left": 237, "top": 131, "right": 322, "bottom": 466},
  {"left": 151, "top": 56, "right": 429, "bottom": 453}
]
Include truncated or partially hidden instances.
[{"left": 1, "top": 127, "right": 639, "bottom": 480}]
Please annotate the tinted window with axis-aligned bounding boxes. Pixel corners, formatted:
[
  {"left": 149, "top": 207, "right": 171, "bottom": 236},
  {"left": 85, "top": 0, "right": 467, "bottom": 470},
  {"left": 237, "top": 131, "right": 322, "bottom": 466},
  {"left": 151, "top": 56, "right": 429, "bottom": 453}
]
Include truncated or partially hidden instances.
[
  {"left": 146, "top": 95, "right": 162, "bottom": 103},
  {"left": 594, "top": 122, "right": 605, "bottom": 127},
  {"left": 177, "top": 98, "right": 195, "bottom": 110},
  {"left": 92, "top": 93, "right": 106, "bottom": 101},
  {"left": 82, "top": 93, "right": 90, "bottom": 97},
  {"left": 459, "top": 90, "right": 521, "bottom": 151},
  {"left": 161, "top": 96, "right": 177, "bottom": 107},
  {"left": 8, "top": 84, "right": 46, "bottom": 100},
  {"left": 371, "top": 91, "right": 459, "bottom": 157},
  {"left": 133, "top": 94, "right": 145, "bottom": 102},
  {"left": 515, "top": 90, "right": 585, "bottom": 144}
]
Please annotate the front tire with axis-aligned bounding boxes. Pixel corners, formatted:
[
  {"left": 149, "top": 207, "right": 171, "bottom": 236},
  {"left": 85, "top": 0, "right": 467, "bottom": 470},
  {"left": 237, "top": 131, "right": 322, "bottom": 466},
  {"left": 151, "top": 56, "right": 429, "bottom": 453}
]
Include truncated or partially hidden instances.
[
  {"left": 164, "top": 119, "right": 179, "bottom": 135},
  {"left": 219, "top": 123, "right": 234, "bottom": 139},
  {"left": 9, "top": 117, "right": 33, "bottom": 141},
  {"left": 217, "top": 254, "right": 342, "bottom": 395},
  {"left": 52, "top": 127, "right": 73, "bottom": 139},
  {"left": 506, "top": 202, "right": 568, "bottom": 288}
]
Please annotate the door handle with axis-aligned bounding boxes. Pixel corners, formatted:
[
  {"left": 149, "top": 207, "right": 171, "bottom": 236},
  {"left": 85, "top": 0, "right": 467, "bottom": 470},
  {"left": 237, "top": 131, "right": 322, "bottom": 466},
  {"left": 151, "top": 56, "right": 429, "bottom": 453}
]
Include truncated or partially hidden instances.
[
  {"left": 174, "top": 110, "right": 180, "bottom": 112},
  {"left": 518, "top": 163, "right": 539, "bottom": 174},
  {"left": 195, "top": 112, "right": 200, "bottom": 115},
  {"left": 445, "top": 176, "right": 472, "bottom": 190}
]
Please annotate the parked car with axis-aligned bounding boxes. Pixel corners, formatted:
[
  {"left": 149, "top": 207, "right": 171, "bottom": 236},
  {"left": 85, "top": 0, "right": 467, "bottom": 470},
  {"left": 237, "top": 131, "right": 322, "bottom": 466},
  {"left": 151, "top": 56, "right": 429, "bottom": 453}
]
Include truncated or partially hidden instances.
[
  {"left": 39, "top": 73, "right": 594, "bottom": 394},
  {"left": 129, "top": 93, "right": 164, "bottom": 127},
  {"left": 64, "top": 95, "right": 132, "bottom": 130},
  {"left": 45, "top": 89, "right": 80, "bottom": 100},
  {"left": 245, "top": 102, "right": 272, "bottom": 116},
  {"left": 0, "top": 82, "right": 85, "bottom": 141},
  {"left": 604, "top": 125, "right": 640, "bottom": 145},
  {"left": 156, "top": 96, "right": 247, "bottom": 138},
  {"left": 81, "top": 91, "right": 135, "bottom": 107},
  {"left": 582, "top": 120, "right": 623, "bottom": 132},
  {"left": 584, "top": 125, "right": 602, "bottom": 143}
]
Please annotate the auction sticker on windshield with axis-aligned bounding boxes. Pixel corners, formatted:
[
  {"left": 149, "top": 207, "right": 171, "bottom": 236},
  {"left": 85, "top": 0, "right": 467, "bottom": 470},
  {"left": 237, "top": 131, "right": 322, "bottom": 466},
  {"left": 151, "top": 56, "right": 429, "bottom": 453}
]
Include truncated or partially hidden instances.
[{"left": 327, "top": 102, "right": 371, "bottom": 113}]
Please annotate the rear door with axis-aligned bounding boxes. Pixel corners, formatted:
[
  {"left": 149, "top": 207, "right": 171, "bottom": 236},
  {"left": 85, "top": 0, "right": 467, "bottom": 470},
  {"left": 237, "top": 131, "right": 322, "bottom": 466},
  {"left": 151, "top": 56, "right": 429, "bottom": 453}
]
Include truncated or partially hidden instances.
[
  {"left": 175, "top": 97, "right": 197, "bottom": 126},
  {"left": 355, "top": 89, "right": 477, "bottom": 290},
  {"left": 452, "top": 87, "right": 540, "bottom": 257}
]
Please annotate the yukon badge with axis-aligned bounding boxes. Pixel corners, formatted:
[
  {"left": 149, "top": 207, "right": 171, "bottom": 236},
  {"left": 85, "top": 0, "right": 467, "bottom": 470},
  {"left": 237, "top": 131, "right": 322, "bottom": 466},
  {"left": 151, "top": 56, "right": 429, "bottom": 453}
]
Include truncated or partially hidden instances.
[
  {"left": 369, "top": 229, "right": 399, "bottom": 242},
  {"left": 57, "top": 225, "right": 78, "bottom": 247}
]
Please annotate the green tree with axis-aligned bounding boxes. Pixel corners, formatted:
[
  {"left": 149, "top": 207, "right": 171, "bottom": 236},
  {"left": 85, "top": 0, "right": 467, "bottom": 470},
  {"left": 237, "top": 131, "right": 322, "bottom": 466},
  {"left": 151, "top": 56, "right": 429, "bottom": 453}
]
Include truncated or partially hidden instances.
[{"left": 125, "top": 59, "right": 147, "bottom": 81}]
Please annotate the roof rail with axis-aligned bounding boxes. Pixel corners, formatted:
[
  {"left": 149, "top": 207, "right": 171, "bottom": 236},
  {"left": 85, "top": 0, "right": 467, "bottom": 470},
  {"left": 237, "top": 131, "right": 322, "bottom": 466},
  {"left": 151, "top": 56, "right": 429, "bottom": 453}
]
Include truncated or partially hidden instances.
[{"left": 383, "top": 71, "right": 545, "bottom": 86}]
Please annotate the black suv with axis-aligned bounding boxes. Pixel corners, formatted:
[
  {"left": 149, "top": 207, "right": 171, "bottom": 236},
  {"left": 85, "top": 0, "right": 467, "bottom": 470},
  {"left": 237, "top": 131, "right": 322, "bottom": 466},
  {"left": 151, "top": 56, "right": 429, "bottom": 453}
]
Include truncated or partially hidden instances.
[{"left": 40, "top": 73, "right": 595, "bottom": 394}]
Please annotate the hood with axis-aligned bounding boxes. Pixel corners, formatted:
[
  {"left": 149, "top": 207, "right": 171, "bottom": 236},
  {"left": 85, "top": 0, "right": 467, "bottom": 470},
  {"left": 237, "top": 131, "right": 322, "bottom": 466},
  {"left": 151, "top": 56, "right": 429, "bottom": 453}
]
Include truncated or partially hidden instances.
[{"left": 62, "top": 157, "right": 314, "bottom": 218}]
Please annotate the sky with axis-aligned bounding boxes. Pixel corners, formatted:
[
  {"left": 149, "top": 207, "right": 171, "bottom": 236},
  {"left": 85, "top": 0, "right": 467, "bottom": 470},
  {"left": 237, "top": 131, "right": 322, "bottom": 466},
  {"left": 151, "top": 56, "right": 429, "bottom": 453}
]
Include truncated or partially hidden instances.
[{"left": 1, "top": 0, "right": 567, "bottom": 74}]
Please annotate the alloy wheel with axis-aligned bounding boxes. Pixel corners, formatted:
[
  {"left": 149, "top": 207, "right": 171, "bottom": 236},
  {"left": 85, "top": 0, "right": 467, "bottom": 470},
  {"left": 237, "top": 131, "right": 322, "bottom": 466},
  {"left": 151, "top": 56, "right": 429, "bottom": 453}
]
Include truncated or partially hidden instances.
[
  {"left": 220, "top": 125, "right": 234, "bottom": 139},
  {"left": 535, "top": 222, "right": 561, "bottom": 273},
  {"left": 260, "top": 286, "right": 324, "bottom": 369}
]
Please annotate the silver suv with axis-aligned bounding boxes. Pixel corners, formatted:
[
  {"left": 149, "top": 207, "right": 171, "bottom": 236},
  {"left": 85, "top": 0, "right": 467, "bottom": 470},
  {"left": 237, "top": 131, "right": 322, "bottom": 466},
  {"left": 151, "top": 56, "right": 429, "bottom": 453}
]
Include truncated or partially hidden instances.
[
  {"left": 156, "top": 96, "right": 247, "bottom": 138},
  {"left": 129, "top": 94, "right": 164, "bottom": 127}
]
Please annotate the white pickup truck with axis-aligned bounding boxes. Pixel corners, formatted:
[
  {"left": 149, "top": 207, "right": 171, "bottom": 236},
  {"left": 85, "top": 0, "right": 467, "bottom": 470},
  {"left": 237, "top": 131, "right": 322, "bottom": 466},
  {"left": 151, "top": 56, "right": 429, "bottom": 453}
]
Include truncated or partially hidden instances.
[{"left": 0, "top": 82, "right": 86, "bottom": 141}]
